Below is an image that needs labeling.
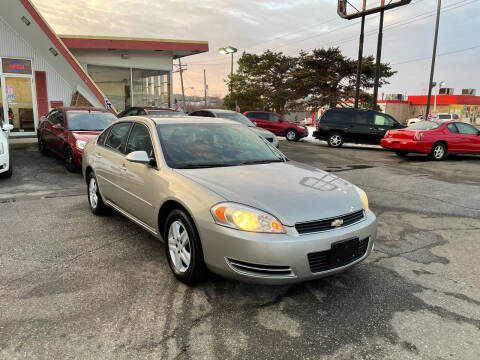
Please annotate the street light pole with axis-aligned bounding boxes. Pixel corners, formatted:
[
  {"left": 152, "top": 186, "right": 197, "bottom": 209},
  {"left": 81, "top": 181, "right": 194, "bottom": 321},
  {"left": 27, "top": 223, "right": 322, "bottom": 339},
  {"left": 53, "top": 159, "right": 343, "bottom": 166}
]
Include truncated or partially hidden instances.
[
  {"left": 426, "top": 0, "right": 442, "bottom": 119},
  {"left": 219, "top": 46, "right": 238, "bottom": 95},
  {"left": 372, "top": 8, "right": 384, "bottom": 110}
]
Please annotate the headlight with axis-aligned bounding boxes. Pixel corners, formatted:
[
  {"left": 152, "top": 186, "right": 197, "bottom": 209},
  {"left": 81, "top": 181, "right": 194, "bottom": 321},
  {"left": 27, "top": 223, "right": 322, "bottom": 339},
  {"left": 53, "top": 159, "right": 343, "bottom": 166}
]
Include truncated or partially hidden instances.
[
  {"left": 75, "top": 140, "right": 87, "bottom": 150},
  {"left": 211, "top": 202, "right": 286, "bottom": 233},
  {"left": 355, "top": 187, "right": 369, "bottom": 213}
]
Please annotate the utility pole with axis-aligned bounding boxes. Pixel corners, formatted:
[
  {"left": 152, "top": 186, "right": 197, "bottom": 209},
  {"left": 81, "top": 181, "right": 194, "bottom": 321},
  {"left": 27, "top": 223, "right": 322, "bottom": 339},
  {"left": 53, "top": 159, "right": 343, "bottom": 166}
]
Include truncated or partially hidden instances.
[
  {"left": 230, "top": 53, "right": 234, "bottom": 93},
  {"left": 203, "top": 69, "right": 207, "bottom": 107},
  {"left": 354, "top": 15, "right": 366, "bottom": 108},
  {"left": 372, "top": 2, "right": 385, "bottom": 110},
  {"left": 426, "top": 0, "right": 442, "bottom": 119},
  {"left": 178, "top": 58, "right": 186, "bottom": 111}
]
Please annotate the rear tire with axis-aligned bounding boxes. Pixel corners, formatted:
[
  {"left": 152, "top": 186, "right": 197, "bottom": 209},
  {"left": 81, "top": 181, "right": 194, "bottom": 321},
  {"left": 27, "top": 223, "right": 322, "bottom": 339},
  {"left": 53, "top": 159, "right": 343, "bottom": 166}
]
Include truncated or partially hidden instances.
[
  {"left": 429, "top": 142, "right": 446, "bottom": 161},
  {"left": 64, "top": 146, "right": 77, "bottom": 172},
  {"left": 87, "top": 173, "right": 108, "bottom": 215},
  {"left": 285, "top": 129, "right": 299, "bottom": 141},
  {"left": 394, "top": 150, "right": 409, "bottom": 157},
  {"left": 0, "top": 152, "right": 12, "bottom": 178},
  {"left": 165, "top": 209, "right": 207, "bottom": 285},
  {"left": 328, "top": 132, "right": 344, "bottom": 148}
]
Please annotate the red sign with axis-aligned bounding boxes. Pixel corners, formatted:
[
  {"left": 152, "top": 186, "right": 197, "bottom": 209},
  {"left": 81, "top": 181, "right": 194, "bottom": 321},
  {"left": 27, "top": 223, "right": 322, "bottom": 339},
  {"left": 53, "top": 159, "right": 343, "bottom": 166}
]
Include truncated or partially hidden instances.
[{"left": 50, "top": 101, "right": 64, "bottom": 108}]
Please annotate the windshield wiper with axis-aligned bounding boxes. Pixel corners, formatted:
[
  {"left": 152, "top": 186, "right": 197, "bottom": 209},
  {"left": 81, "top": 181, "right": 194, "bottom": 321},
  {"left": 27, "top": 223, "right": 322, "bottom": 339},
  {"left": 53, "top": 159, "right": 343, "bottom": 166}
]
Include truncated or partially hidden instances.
[
  {"left": 236, "top": 159, "right": 285, "bottom": 166},
  {"left": 175, "top": 163, "right": 238, "bottom": 169}
]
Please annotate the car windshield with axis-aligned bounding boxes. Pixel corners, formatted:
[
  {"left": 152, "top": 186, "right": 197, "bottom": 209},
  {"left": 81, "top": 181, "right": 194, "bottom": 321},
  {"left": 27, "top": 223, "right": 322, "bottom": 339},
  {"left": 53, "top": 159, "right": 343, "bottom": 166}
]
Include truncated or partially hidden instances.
[
  {"left": 156, "top": 123, "right": 284, "bottom": 169},
  {"left": 215, "top": 112, "right": 255, "bottom": 127},
  {"left": 408, "top": 121, "right": 441, "bottom": 130},
  {"left": 148, "top": 110, "right": 185, "bottom": 116},
  {"left": 67, "top": 111, "right": 116, "bottom": 131}
]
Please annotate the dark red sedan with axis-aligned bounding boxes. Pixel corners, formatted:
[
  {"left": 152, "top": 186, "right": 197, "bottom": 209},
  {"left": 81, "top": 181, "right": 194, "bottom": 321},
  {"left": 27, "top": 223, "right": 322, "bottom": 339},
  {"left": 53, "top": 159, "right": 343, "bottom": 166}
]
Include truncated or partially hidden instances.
[
  {"left": 244, "top": 110, "right": 308, "bottom": 141},
  {"left": 38, "top": 107, "right": 116, "bottom": 171},
  {"left": 381, "top": 121, "right": 480, "bottom": 160}
]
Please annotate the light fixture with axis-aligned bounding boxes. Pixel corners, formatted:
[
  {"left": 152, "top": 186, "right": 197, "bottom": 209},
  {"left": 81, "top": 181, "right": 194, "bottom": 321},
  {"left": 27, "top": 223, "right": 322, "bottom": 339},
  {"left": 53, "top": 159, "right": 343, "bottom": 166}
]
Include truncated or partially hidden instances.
[
  {"left": 21, "top": 16, "right": 31, "bottom": 26},
  {"left": 219, "top": 46, "right": 237, "bottom": 55},
  {"left": 49, "top": 47, "right": 58, "bottom": 56}
]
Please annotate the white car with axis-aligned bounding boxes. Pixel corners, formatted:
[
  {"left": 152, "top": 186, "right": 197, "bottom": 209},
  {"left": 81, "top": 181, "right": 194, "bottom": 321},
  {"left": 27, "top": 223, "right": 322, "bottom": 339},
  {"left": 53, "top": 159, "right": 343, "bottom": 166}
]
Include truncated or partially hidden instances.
[
  {"left": 435, "top": 113, "right": 460, "bottom": 121},
  {"left": 0, "top": 123, "right": 13, "bottom": 178},
  {"left": 407, "top": 115, "right": 425, "bottom": 126}
]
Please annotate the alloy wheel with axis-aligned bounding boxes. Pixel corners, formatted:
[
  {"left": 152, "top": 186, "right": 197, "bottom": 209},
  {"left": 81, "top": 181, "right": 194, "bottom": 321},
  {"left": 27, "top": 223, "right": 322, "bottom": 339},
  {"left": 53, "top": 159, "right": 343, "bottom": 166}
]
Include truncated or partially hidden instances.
[
  {"left": 433, "top": 144, "right": 445, "bottom": 160},
  {"left": 329, "top": 134, "right": 342, "bottom": 147},
  {"left": 286, "top": 130, "right": 296, "bottom": 141},
  {"left": 89, "top": 177, "right": 98, "bottom": 210},
  {"left": 168, "top": 221, "right": 191, "bottom": 273}
]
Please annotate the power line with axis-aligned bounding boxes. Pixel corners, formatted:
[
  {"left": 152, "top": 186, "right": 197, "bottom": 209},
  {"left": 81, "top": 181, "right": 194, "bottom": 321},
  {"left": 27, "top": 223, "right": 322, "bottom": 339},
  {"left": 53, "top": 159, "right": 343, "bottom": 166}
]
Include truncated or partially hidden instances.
[{"left": 392, "top": 44, "right": 480, "bottom": 65}]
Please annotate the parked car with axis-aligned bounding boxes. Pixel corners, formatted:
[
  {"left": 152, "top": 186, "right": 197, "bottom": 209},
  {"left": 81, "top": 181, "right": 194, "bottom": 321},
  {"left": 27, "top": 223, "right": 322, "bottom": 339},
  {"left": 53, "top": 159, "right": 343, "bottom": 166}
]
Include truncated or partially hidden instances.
[
  {"left": 82, "top": 116, "right": 376, "bottom": 285},
  {"left": 0, "top": 123, "right": 14, "bottom": 178},
  {"left": 435, "top": 113, "right": 460, "bottom": 121},
  {"left": 189, "top": 109, "right": 279, "bottom": 148},
  {"left": 313, "top": 108, "right": 405, "bottom": 147},
  {"left": 0, "top": 107, "right": 14, "bottom": 125},
  {"left": 381, "top": 121, "right": 480, "bottom": 160},
  {"left": 117, "top": 107, "right": 184, "bottom": 118},
  {"left": 38, "top": 107, "right": 117, "bottom": 171},
  {"left": 244, "top": 111, "right": 308, "bottom": 141},
  {"left": 407, "top": 115, "right": 425, "bottom": 126}
]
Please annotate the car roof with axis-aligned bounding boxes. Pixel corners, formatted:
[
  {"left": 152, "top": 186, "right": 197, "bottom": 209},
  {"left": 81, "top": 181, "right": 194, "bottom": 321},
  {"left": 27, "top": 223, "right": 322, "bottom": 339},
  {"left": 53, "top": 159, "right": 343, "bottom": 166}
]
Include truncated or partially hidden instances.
[
  {"left": 143, "top": 116, "right": 239, "bottom": 125},
  {"left": 198, "top": 109, "right": 236, "bottom": 113},
  {"left": 57, "top": 107, "right": 108, "bottom": 112}
]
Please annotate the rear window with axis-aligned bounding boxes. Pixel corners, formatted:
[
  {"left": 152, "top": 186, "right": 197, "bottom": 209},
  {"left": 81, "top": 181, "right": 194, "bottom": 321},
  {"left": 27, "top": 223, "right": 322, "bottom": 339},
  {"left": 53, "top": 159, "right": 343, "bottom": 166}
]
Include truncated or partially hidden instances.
[{"left": 408, "top": 121, "right": 441, "bottom": 130}]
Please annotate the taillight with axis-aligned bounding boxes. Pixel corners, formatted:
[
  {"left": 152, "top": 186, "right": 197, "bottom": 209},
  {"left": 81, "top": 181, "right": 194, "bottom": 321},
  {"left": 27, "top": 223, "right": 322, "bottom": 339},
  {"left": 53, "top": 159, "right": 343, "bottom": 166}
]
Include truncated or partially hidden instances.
[
  {"left": 385, "top": 131, "right": 390, "bottom": 138},
  {"left": 414, "top": 132, "right": 423, "bottom": 141}
]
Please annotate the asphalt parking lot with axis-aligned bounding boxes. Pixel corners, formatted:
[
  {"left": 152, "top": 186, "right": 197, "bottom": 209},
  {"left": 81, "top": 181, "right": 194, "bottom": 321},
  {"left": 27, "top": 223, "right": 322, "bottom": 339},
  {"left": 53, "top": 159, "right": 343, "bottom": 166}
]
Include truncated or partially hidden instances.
[{"left": 1, "top": 139, "right": 479, "bottom": 359}]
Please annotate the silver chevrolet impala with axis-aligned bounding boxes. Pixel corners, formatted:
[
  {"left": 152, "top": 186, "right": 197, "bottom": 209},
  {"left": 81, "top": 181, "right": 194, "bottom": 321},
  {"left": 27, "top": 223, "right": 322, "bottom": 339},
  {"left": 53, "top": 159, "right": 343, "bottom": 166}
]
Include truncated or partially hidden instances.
[{"left": 82, "top": 116, "right": 377, "bottom": 285}]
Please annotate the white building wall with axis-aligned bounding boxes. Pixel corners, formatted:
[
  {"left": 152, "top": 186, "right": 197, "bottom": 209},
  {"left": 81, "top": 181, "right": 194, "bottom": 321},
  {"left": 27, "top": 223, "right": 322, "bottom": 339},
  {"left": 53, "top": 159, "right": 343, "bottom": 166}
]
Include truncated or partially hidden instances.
[
  {"left": 0, "top": 15, "right": 74, "bottom": 110},
  {"left": 70, "top": 49, "right": 173, "bottom": 71}
]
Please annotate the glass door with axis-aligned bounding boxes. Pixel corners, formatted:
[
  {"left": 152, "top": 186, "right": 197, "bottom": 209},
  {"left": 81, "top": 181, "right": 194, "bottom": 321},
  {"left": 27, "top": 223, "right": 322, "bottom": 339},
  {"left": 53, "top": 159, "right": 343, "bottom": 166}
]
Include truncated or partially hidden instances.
[{"left": 4, "top": 76, "right": 35, "bottom": 132}]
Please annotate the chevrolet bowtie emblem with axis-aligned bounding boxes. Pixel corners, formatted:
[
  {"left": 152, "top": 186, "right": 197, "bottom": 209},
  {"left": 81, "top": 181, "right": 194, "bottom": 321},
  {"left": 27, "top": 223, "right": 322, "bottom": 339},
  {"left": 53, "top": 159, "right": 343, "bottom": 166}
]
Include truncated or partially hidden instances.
[{"left": 331, "top": 219, "right": 344, "bottom": 227}]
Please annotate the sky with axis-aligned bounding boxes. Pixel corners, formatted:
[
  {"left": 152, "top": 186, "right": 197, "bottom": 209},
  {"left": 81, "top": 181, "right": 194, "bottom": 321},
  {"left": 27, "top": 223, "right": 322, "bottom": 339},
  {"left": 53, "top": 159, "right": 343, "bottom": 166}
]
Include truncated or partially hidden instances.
[{"left": 31, "top": 0, "right": 480, "bottom": 100}]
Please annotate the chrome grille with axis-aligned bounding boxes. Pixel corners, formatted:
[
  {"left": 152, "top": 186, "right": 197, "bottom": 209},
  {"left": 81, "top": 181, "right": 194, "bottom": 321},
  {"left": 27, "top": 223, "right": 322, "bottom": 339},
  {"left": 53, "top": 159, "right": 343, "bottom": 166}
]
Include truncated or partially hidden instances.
[{"left": 295, "top": 210, "right": 365, "bottom": 234}]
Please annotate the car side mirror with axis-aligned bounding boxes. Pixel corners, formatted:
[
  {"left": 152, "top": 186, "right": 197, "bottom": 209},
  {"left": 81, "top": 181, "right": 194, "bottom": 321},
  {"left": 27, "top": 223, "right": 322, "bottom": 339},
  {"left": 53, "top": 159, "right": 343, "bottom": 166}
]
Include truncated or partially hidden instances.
[
  {"left": 126, "top": 151, "right": 150, "bottom": 164},
  {"left": 252, "top": 121, "right": 257, "bottom": 126},
  {"left": 2, "top": 124, "right": 14, "bottom": 131}
]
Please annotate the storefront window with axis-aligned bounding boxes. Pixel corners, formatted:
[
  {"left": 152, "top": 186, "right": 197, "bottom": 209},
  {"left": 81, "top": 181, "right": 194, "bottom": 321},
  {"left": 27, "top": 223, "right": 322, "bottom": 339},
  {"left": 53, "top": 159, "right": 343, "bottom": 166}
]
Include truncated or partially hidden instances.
[
  {"left": 3, "top": 77, "right": 34, "bottom": 132},
  {"left": 87, "top": 65, "right": 132, "bottom": 113},
  {"left": 132, "top": 69, "right": 170, "bottom": 108}
]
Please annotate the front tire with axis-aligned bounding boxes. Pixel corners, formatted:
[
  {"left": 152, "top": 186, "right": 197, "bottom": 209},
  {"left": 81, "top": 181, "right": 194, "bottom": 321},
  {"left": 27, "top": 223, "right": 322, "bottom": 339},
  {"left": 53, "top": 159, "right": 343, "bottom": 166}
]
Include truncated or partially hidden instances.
[
  {"left": 395, "top": 150, "right": 409, "bottom": 157},
  {"left": 87, "top": 173, "right": 108, "bottom": 215},
  {"left": 64, "top": 146, "right": 77, "bottom": 172},
  {"left": 165, "top": 209, "right": 207, "bottom": 285},
  {"left": 328, "top": 132, "right": 344, "bottom": 147},
  {"left": 285, "top": 129, "right": 299, "bottom": 141},
  {"left": 0, "top": 152, "right": 12, "bottom": 178},
  {"left": 430, "top": 142, "right": 446, "bottom": 161},
  {"left": 38, "top": 134, "right": 47, "bottom": 154}
]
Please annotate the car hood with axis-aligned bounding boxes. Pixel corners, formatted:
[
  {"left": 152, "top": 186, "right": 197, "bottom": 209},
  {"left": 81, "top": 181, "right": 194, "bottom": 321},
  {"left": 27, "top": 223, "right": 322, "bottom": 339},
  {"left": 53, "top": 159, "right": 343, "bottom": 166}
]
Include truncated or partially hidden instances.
[
  {"left": 175, "top": 161, "right": 364, "bottom": 226},
  {"left": 250, "top": 126, "right": 275, "bottom": 138},
  {"left": 71, "top": 131, "right": 101, "bottom": 141}
]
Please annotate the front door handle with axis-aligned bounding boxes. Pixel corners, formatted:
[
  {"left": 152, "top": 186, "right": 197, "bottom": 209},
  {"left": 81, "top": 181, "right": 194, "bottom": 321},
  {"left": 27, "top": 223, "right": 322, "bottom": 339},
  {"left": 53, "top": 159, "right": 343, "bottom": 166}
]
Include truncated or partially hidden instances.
[{"left": 120, "top": 164, "right": 127, "bottom": 171}]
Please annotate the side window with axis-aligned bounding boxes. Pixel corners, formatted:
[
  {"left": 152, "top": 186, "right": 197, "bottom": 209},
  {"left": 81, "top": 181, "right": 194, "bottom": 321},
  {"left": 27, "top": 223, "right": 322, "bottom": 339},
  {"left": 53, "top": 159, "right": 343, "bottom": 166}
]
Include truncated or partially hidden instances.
[
  {"left": 105, "top": 122, "right": 132, "bottom": 154},
  {"left": 355, "top": 112, "right": 372, "bottom": 125},
  {"left": 137, "top": 109, "right": 147, "bottom": 116},
  {"left": 126, "top": 123, "right": 154, "bottom": 157},
  {"left": 204, "top": 111, "right": 215, "bottom": 118},
  {"left": 191, "top": 111, "right": 206, "bottom": 117},
  {"left": 453, "top": 114, "right": 459, "bottom": 120},
  {"left": 269, "top": 113, "right": 280, "bottom": 122},
  {"left": 97, "top": 128, "right": 111, "bottom": 146},
  {"left": 374, "top": 114, "right": 393, "bottom": 126},
  {"left": 447, "top": 123, "right": 458, "bottom": 133},
  {"left": 124, "top": 109, "right": 139, "bottom": 117},
  {"left": 256, "top": 113, "right": 269, "bottom": 121},
  {"left": 456, "top": 122, "right": 479, "bottom": 135}
]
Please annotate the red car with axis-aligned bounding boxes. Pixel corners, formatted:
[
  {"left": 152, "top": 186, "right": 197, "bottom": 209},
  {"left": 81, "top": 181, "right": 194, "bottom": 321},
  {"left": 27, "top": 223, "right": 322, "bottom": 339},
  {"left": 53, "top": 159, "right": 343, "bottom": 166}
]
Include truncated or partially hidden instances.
[
  {"left": 38, "top": 107, "right": 117, "bottom": 171},
  {"left": 117, "top": 107, "right": 184, "bottom": 118},
  {"left": 244, "top": 110, "right": 308, "bottom": 141},
  {"left": 381, "top": 121, "right": 480, "bottom": 160}
]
